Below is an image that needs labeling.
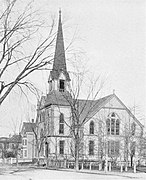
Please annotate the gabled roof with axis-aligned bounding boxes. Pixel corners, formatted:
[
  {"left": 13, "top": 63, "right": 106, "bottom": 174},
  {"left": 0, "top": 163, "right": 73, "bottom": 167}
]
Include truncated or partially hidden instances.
[
  {"left": 22, "top": 122, "right": 36, "bottom": 133},
  {"left": 113, "top": 95, "right": 144, "bottom": 128},
  {"left": 45, "top": 90, "right": 72, "bottom": 107},
  {"left": 9, "top": 134, "right": 22, "bottom": 143},
  {"left": 78, "top": 93, "right": 143, "bottom": 128},
  {"left": 78, "top": 94, "right": 114, "bottom": 122},
  {"left": 43, "top": 90, "right": 143, "bottom": 128},
  {"left": 0, "top": 135, "right": 22, "bottom": 143}
]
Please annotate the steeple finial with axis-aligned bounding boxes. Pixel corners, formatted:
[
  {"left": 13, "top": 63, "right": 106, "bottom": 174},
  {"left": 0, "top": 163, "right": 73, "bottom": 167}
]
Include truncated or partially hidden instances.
[{"left": 59, "top": 8, "right": 61, "bottom": 17}]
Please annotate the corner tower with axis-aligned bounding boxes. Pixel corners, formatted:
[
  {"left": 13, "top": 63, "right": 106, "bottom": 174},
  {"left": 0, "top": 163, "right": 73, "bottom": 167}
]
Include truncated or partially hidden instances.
[{"left": 48, "top": 10, "right": 70, "bottom": 92}]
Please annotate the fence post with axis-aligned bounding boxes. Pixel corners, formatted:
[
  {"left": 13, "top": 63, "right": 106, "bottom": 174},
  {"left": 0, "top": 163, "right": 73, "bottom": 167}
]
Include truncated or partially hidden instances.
[
  {"left": 109, "top": 162, "right": 111, "bottom": 172},
  {"left": 89, "top": 162, "right": 92, "bottom": 170},
  {"left": 134, "top": 163, "right": 136, "bottom": 173},
  {"left": 104, "top": 160, "right": 108, "bottom": 172},
  {"left": 125, "top": 162, "right": 128, "bottom": 172},
  {"left": 81, "top": 162, "right": 84, "bottom": 170},
  {"left": 99, "top": 162, "right": 102, "bottom": 170},
  {"left": 121, "top": 164, "right": 123, "bottom": 172}
]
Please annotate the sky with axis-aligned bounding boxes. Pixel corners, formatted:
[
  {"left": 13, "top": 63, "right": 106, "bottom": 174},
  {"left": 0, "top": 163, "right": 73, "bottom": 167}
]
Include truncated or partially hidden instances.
[{"left": 0, "top": 0, "right": 146, "bottom": 136}]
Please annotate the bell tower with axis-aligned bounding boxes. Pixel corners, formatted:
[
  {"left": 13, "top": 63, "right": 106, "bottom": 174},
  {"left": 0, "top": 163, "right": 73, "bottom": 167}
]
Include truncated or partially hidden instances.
[{"left": 48, "top": 10, "right": 70, "bottom": 92}]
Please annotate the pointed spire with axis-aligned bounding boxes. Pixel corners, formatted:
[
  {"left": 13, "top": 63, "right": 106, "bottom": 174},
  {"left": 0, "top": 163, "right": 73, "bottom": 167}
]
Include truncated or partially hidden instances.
[
  {"left": 51, "top": 10, "right": 70, "bottom": 81},
  {"left": 53, "top": 9, "right": 66, "bottom": 72}
]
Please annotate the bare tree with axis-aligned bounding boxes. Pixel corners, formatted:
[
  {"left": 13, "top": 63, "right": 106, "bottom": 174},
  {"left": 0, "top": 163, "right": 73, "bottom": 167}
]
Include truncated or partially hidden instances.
[
  {"left": 0, "top": 0, "right": 56, "bottom": 105},
  {"left": 58, "top": 70, "right": 105, "bottom": 171}
]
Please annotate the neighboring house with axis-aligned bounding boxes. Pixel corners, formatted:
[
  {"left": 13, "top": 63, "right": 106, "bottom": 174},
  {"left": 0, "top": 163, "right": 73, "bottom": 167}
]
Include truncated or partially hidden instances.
[
  {"left": 0, "top": 135, "right": 22, "bottom": 160},
  {"left": 0, "top": 137, "right": 9, "bottom": 159},
  {"left": 35, "top": 10, "right": 144, "bottom": 167},
  {"left": 20, "top": 121, "right": 36, "bottom": 162},
  {"left": 8, "top": 134, "right": 22, "bottom": 158}
]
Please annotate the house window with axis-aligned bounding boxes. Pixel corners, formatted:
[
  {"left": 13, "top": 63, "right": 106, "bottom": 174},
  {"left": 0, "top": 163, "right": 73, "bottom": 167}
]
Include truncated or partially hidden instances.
[
  {"left": 59, "top": 80, "right": 65, "bottom": 92},
  {"left": 25, "top": 139, "right": 27, "bottom": 146},
  {"left": 24, "top": 150, "right": 27, "bottom": 157},
  {"left": 89, "top": 121, "right": 94, "bottom": 134},
  {"left": 59, "top": 140, "right": 64, "bottom": 155},
  {"left": 106, "top": 113, "right": 120, "bottom": 135},
  {"left": 108, "top": 141, "right": 120, "bottom": 156},
  {"left": 89, "top": 140, "right": 94, "bottom": 155},
  {"left": 59, "top": 113, "right": 64, "bottom": 134}
]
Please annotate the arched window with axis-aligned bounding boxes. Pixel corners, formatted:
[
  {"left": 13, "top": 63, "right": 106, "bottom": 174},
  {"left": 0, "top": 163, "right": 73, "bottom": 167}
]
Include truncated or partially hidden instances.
[
  {"left": 59, "top": 79, "right": 65, "bottom": 92},
  {"left": 106, "top": 113, "right": 120, "bottom": 135},
  {"left": 59, "top": 113, "right": 64, "bottom": 134},
  {"left": 89, "top": 121, "right": 94, "bottom": 134}
]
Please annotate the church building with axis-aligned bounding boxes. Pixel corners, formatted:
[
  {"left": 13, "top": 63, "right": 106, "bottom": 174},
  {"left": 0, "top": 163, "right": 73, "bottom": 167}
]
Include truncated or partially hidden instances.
[{"left": 35, "top": 11, "right": 144, "bottom": 168}]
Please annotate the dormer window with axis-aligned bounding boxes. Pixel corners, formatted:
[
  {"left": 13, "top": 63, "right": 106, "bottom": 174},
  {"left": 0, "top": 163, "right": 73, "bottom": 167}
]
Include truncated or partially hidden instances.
[{"left": 59, "top": 79, "right": 65, "bottom": 92}]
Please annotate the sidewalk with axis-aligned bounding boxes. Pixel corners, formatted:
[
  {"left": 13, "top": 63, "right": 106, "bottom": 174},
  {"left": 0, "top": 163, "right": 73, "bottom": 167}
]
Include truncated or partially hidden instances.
[
  {"left": 45, "top": 167, "right": 146, "bottom": 179},
  {"left": 79, "top": 169, "right": 146, "bottom": 179},
  {"left": 0, "top": 165, "right": 146, "bottom": 179},
  {"left": 0, "top": 164, "right": 34, "bottom": 175}
]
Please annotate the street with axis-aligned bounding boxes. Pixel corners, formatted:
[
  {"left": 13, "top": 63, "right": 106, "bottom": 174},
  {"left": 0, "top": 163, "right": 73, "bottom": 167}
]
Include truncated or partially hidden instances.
[{"left": 0, "top": 168, "right": 146, "bottom": 180}]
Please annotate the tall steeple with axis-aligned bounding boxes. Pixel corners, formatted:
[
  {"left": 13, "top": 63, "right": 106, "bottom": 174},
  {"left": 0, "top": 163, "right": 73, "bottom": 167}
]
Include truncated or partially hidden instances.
[{"left": 50, "top": 10, "right": 70, "bottom": 81}]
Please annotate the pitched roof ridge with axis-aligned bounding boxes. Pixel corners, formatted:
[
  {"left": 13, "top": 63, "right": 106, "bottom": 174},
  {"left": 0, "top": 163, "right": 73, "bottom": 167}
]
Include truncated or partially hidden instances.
[{"left": 77, "top": 94, "right": 114, "bottom": 102}]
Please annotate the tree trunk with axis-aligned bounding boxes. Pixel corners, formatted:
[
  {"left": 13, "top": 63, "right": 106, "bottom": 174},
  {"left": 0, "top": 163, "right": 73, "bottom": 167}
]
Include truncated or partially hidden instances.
[
  {"left": 131, "top": 155, "right": 133, "bottom": 167},
  {"left": 37, "top": 149, "right": 40, "bottom": 166},
  {"left": 16, "top": 151, "right": 18, "bottom": 167},
  {"left": 75, "top": 150, "right": 79, "bottom": 171},
  {"left": 75, "top": 138, "right": 79, "bottom": 171}
]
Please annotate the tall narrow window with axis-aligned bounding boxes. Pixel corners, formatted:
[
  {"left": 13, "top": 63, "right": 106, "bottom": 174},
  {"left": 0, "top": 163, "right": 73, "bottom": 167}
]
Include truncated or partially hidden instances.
[
  {"left": 25, "top": 139, "right": 27, "bottom": 146},
  {"left": 24, "top": 150, "right": 27, "bottom": 157},
  {"left": 59, "top": 80, "right": 65, "bottom": 92},
  {"left": 111, "top": 119, "right": 115, "bottom": 135},
  {"left": 59, "top": 140, "right": 64, "bottom": 155},
  {"left": 106, "top": 119, "right": 110, "bottom": 135},
  {"left": 106, "top": 113, "right": 120, "bottom": 135},
  {"left": 115, "top": 141, "right": 120, "bottom": 155},
  {"left": 116, "top": 119, "right": 120, "bottom": 135},
  {"left": 89, "top": 121, "right": 94, "bottom": 134},
  {"left": 89, "top": 140, "right": 94, "bottom": 155},
  {"left": 131, "top": 122, "right": 136, "bottom": 136},
  {"left": 59, "top": 113, "right": 64, "bottom": 134}
]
